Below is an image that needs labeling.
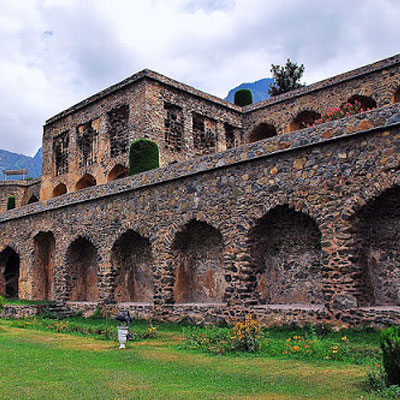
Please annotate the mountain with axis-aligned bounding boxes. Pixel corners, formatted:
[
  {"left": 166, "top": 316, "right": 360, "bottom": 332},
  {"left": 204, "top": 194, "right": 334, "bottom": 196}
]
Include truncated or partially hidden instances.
[
  {"left": 0, "top": 148, "right": 42, "bottom": 179},
  {"left": 225, "top": 78, "right": 273, "bottom": 104}
]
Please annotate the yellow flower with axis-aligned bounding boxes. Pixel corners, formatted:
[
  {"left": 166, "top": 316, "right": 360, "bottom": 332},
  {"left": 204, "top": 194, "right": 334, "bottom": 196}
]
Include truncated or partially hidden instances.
[
  {"left": 332, "top": 350, "right": 338, "bottom": 354},
  {"left": 326, "top": 356, "right": 330, "bottom": 360},
  {"left": 341, "top": 336, "right": 348, "bottom": 341}
]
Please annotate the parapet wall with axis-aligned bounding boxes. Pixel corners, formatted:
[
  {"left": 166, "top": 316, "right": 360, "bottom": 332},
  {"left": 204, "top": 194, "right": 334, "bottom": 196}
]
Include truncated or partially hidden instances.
[{"left": 1, "top": 103, "right": 400, "bottom": 327}]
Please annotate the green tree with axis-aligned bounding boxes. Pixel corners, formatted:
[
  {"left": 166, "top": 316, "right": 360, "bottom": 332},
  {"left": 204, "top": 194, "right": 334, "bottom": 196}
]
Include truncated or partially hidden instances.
[
  {"left": 7, "top": 196, "right": 16, "bottom": 210},
  {"left": 268, "top": 59, "right": 305, "bottom": 96}
]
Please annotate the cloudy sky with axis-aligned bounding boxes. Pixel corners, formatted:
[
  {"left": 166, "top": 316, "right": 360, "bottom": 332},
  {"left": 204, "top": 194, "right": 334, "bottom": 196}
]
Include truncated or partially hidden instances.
[{"left": 0, "top": 0, "right": 399, "bottom": 156}]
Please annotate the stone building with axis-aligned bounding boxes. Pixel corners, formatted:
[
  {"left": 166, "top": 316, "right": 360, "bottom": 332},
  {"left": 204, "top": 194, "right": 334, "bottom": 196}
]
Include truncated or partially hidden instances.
[{"left": 1, "top": 53, "right": 400, "bottom": 326}]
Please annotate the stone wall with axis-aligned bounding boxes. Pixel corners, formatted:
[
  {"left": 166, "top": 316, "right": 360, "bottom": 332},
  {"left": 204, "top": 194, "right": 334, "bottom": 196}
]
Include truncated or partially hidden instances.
[
  {"left": 40, "top": 71, "right": 242, "bottom": 201},
  {"left": 1, "top": 102, "right": 400, "bottom": 327},
  {"left": 0, "top": 179, "right": 40, "bottom": 213},
  {"left": 243, "top": 53, "right": 400, "bottom": 139}
]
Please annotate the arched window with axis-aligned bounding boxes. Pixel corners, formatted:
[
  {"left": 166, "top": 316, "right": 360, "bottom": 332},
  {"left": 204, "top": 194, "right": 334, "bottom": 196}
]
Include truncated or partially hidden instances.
[
  {"left": 107, "top": 164, "right": 129, "bottom": 182},
  {"left": 75, "top": 174, "right": 96, "bottom": 190},
  {"left": 249, "top": 123, "right": 277, "bottom": 143},
  {"left": 52, "top": 183, "right": 67, "bottom": 198},
  {"left": 347, "top": 95, "right": 376, "bottom": 111},
  {"left": 289, "top": 110, "right": 321, "bottom": 132}
]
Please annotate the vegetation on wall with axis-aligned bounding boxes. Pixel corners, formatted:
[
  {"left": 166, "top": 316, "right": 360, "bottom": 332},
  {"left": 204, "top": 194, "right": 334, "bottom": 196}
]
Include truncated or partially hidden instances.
[
  {"left": 7, "top": 196, "right": 16, "bottom": 210},
  {"left": 234, "top": 89, "right": 253, "bottom": 107},
  {"left": 129, "top": 139, "right": 160, "bottom": 175},
  {"left": 268, "top": 59, "right": 305, "bottom": 96}
]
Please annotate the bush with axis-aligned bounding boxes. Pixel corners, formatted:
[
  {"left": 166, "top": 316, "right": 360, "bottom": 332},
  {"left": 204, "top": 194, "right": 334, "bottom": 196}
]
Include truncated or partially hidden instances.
[
  {"left": 7, "top": 196, "right": 16, "bottom": 210},
  {"left": 234, "top": 89, "right": 253, "bottom": 107},
  {"left": 129, "top": 139, "right": 159, "bottom": 175},
  {"left": 0, "top": 295, "right": 5, "bottom": 313},
  {"left": 380, "top": 326, "right": 400, "bottom": 385}
]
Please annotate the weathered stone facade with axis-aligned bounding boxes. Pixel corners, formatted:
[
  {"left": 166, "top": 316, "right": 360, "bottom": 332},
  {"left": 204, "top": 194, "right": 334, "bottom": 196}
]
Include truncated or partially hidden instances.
[{"left": 1, "top": 54, "right": 400, "bottom": 327}]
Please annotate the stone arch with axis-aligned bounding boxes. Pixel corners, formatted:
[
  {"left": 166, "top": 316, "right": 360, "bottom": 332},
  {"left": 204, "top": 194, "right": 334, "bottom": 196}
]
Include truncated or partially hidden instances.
[
  {"left": 65, "top": 237, "right": 99, "bottom": 301},
  {"left": 351, "top": 187, "right": 400, "bottom": 306},
  {"left": 33, "top": 232, "right": 55, "bottom": 300},
  {"left": 75, "top": 174, "right": 96, "bottom": 190},
  {"left": 289, "top": 110, "right": 321, "bottom": 132},
  {"left": 249, "top": 123, "right": 277, "bottom": 143},
  {"left": 111, "top": 230, "right": 153, "bottom": 302},
  {"left": 107, "top": 164, "right": 129, "bottom": 182},
  {"left": 248, "top": 205, "right": 323, "bottom": 305},
  {"left": 347, "top": 94, "right": 376, "bottom": 111},
  {"left": 27, "top": 195, "right": 39, "bottom": 204},
  {"left": 393, "top": 86, "right": 400, "bottom": 104},
  {"left": 52, "top": 183, "right": 67, "bottom": 198},
  {"left": 0, "top": 247, "right": 20, "bottom": 298},
  {"left": 172, "top": 219, "right": 226, "bottom": 303}
]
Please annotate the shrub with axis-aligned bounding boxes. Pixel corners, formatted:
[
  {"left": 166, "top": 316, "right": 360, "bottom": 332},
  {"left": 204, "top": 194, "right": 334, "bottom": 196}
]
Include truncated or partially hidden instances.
[
  {"left": 312, "top": 100, "right": 374, "bottom": 127},
  {"left": 234, "top": 89, "right": 253, "bottom": 107},
  {"left": 0, "top": 295, "right": 5, "bottom": 313},
  {"left": 380, "top": 326, "right": 400, "bottom": 385},
  {"left": 182, "top": 315, "right": 265, "bottom": 355},
  {"left": 7, "top": 196, "right": 16, "bottom": 210},
  {"left": 129, "top": 139, "right": 159, "bottom": 175}
]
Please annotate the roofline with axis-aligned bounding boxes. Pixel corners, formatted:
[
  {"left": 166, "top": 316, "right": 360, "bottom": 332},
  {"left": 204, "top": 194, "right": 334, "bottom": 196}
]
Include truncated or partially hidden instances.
[
  {"left": 243, "top": 52, "right": 400, "bottom": 113},
  {"left": 45, "top": 69, "right": 242, "bottom": 125}
]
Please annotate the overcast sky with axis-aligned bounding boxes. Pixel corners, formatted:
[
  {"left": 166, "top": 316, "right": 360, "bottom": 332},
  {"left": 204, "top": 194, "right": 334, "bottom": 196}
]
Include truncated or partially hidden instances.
[{"left": 0, "top": 0, "right": 399, "bottom": 156}]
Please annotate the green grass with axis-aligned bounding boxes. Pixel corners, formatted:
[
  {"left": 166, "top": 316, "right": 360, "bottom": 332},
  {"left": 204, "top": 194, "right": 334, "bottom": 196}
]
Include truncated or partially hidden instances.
[
  {"left": 3, "top": 298, "right": 55, "bottom": 305},
  {"left": 0, "top": 318, "right": 390, "bottom": 399}
]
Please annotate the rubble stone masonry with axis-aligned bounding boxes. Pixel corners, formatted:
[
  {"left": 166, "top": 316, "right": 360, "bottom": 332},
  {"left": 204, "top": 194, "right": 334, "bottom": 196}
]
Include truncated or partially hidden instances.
[{"left": 1, "top": 54, "right": 400, "bottom": 327}]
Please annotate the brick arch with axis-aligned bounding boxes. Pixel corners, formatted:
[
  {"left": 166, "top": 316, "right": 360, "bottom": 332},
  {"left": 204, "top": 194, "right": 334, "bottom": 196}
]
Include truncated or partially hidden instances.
[
  {"left": 247, "top": 204, "right": 323, "bottom": 305},
  {"left": 111, "top": 229, "right": 154, "bottom": 303},
  {"left": 64, "top": 235, "right": 100, "bottom": 301},
  {"left": 171, "top": 219, "right": 226, "bottom": 304},
  {"left": 0, "top": 246, "right": 20, "bottom": 298},
  {"left": 289, "top": 110, "right": 321, "bottom": 132}
]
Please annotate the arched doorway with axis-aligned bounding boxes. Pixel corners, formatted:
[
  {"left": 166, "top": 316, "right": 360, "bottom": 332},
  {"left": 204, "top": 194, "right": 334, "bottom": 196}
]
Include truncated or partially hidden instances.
[
  {"left": 172, "top": 220, "right": 225, "bottom": 303},
  {"left": 347, "top": 95, "right": 376, "bottom": 111},
  {"left": 66, "top": 237, "right": 99, "bottom": 301},
  {"left": 111, "top": 230, "right": 153, "bottom": 302},
  {"left": 289, "top": 110, "right": 321, "bottom": 132},
  {"left": 52, "top": 183, "right": 67, "bottom": 198},
  {"left": 248, "top": 205, "right": 322, "bottom": 305},
  {"left": 76, "top": 174, "right": 96, "bottom": 190},
  {"left": 107, "top": 165, "right": 129, "bottom": 182},
  {"left": 249, "top": 123, "right": 277, "bottom": 143},
  {"left": 33, "top": 232, "right": 55, "bottom": 300},
  {"left": 0, "top": 247, "right": 20, "bottom": 298}
]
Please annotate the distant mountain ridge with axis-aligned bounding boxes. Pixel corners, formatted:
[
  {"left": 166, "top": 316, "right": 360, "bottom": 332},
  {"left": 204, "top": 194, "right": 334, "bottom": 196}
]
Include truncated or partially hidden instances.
[
  {"left": 225, "top": 78, "right": 273, "bottom": 104},
  {"left": 0, "top": 148, "right": 42, "bottom": 179}
]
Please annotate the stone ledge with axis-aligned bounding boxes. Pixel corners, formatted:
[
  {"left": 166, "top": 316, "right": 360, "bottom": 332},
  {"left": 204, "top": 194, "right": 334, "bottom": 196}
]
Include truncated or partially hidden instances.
[{"left": 2, "top": 103, "right": 400, "bottom": 224}]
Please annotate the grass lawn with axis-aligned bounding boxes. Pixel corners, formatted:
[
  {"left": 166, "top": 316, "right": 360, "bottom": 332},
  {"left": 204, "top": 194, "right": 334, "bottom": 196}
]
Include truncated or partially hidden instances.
[{"left": 0, "top": 320, "right": 387, "bottom": 400}]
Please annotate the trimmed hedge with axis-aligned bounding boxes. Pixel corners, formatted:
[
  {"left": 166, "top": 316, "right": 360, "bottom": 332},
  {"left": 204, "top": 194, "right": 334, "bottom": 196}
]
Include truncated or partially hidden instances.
[
  {"left": 129, "top": 139, "right": 159, "bottom": 175},
  {"left": 234, "top": 89, "right": 253, "bottom": 107},
  {"left": 7, "top": 196, "right": 16, "bottom": 210}
]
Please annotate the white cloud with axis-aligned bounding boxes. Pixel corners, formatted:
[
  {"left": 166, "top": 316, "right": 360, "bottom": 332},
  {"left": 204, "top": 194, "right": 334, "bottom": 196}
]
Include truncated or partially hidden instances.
[{"left": 0, "top": 0, "right": 399, "bottom": 156}]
